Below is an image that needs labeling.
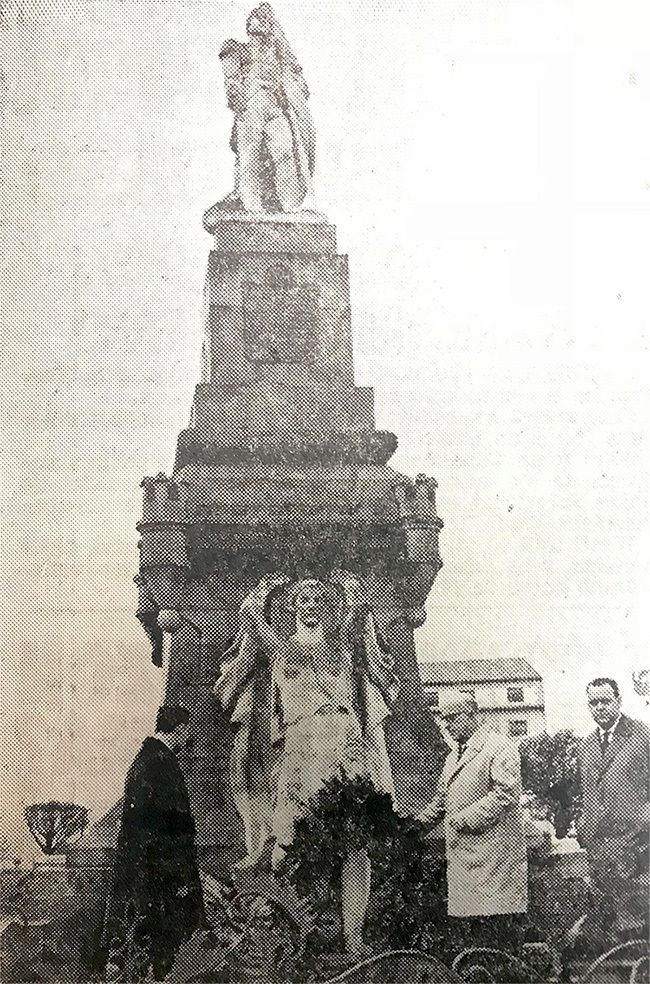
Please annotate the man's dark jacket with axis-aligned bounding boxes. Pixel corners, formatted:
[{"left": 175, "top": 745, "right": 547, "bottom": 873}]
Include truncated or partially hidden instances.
[
  {"left": 577, "top": 714, "right": 649, "bottom": 876},
  {"left": 102, "top": 737, "right": 205, "bottom": 974}
]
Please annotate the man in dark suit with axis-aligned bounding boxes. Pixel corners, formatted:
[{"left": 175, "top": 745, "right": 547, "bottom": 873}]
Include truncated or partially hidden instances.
[
  {"left": 102, "top": 705, "right": 206, "bottom": 981},
  {"left": 577, "top": 677, "right": 649, "bottom": 888}
]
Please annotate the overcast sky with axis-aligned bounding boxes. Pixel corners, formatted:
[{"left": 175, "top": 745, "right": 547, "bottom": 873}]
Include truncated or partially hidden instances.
[{"left": 1, "top": 0, "right": 649, "bottom": 855}]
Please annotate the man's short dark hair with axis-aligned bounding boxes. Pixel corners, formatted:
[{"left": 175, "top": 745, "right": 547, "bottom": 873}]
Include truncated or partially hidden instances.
[
  {"left": 587, "top": 677, "right": 620, "bottom": 698},
  {"left": 156, "top": 705, "right": 190, "bottom": 734}
]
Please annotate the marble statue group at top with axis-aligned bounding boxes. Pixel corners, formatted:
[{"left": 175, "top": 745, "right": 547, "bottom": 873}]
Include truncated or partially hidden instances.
[{"left": 217, "top": 3, "right": 316, "bottom": 214}]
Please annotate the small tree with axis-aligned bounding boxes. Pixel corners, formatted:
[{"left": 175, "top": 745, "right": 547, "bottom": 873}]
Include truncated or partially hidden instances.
[
  {"left": 520, "top": 730, "right": 581, "bottom": 837},
  {"left": 24, "top": 801, "right": 89, "bottom": 855}
]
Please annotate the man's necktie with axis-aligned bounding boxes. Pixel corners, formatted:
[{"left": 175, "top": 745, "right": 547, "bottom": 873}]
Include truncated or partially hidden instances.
[
  {"left": 457, "top": 741, "right": 466, "bottom": 759},
  {"left": 600, "top": 730, "right": 610, "bottom": 755}
]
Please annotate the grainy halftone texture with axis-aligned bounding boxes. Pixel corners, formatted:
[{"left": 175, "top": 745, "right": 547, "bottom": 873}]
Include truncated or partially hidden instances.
[{"left": 2, "top": 1, "right": 649, "bottom": 981}]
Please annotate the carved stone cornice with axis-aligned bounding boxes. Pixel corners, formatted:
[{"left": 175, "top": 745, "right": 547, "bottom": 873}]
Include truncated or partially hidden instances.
[{"left": 173, "top": 428, "right": 398, "bottom": 471}]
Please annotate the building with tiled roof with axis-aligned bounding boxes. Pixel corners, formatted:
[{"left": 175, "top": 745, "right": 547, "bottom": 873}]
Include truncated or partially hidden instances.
[{"left": 419, "top": 658, "right": 545, "bottom": 739}]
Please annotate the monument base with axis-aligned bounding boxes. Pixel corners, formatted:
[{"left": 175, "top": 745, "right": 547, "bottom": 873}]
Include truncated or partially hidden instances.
[{"left": 134, "top": 211, "right": 445, "bottom": 864}]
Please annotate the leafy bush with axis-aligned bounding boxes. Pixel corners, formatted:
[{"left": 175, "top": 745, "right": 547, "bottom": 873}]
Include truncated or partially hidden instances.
[{"left": 519, "top": 731, "right": 581, "bottom": 838}]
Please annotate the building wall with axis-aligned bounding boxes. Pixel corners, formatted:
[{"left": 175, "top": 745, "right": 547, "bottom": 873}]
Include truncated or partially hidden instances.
[
  {"left": 480, "top": 706, "right": 546, "bottom": 739},
  {"left": 424, "top": 679, "right": 546, "bottom": 740}
]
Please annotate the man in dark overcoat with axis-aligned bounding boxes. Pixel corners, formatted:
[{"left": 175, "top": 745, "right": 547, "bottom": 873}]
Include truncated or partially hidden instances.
[
  {"left": 102, "top": 705, "right": 206, "bottom": 981},
  {"left": 577, "top": 677, "right": 649, "bottom": 943}
]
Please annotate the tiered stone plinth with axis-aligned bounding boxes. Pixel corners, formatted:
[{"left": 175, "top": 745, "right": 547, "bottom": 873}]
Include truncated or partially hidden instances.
[{"left": 135, "top": 213, "right": 445, "bottom": 870}]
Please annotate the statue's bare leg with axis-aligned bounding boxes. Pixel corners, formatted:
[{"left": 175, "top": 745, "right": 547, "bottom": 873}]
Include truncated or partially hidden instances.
[
  {"left": 234, "top": 814, "right": 272, "bottom": 870},
  {"left": 341, "top": 849, "right": 373, "bottom": 959},
  {"left": 265, "top": 113, "right": 303, "bottom": 211},
  {"left": 237, "top": 100, "right": 267, "bottom": 212}
]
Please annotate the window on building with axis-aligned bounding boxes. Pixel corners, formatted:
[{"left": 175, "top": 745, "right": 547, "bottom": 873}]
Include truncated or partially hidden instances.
[
  {"left": 428, "top": 691, "right": 439, "bottom": 708},
  {"left": 507, "top": 687, "right": 524, "bottom": 703},
  {"left": 508, "top": 719, "right": 528, "bottom": 737}
]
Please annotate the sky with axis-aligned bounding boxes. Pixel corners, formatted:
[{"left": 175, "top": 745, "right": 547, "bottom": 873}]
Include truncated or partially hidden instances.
[{"left": 1, "top": 0, "right": 649, "bottom": 856}]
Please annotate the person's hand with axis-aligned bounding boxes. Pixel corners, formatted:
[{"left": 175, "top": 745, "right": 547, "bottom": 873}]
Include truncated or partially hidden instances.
[
  {"left": 330, "top": 569, "right": 363, "bottom": 606},
  {"left": 417, "top": 805, "right": 442, "bottom": 825},
  {"left": 240, "top": 573, "right": 288, "bottom": 616}
]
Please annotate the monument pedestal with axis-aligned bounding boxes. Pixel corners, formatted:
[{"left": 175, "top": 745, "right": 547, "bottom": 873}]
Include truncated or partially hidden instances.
[{"left": 135, "top": 213, "right": 445, "bottom": 868}]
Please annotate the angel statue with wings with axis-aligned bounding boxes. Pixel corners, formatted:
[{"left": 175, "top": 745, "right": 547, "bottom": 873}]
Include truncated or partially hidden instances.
[{"left": 214, "top": 571, "right": 399, "bottom": 958}]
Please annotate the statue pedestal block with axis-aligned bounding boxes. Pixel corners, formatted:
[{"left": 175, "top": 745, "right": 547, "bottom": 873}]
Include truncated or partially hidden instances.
[{"left": 203, "top": 207, "right": 336, "bottom": 252}]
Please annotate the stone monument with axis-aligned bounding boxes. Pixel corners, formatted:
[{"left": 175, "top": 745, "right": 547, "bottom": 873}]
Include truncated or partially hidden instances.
[{"left": 134, "top": 3, "right": 445, "bottom": 875}]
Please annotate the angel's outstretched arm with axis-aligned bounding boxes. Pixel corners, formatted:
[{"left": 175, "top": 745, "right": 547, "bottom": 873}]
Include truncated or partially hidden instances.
[{"left": 240, "top": 574, "right": 288, "bottom": 652}]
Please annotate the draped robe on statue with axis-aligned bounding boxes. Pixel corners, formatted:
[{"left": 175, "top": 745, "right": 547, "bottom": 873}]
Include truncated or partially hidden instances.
[{"left": 214, "top": 627, "right": 279, "bottom": 860}]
